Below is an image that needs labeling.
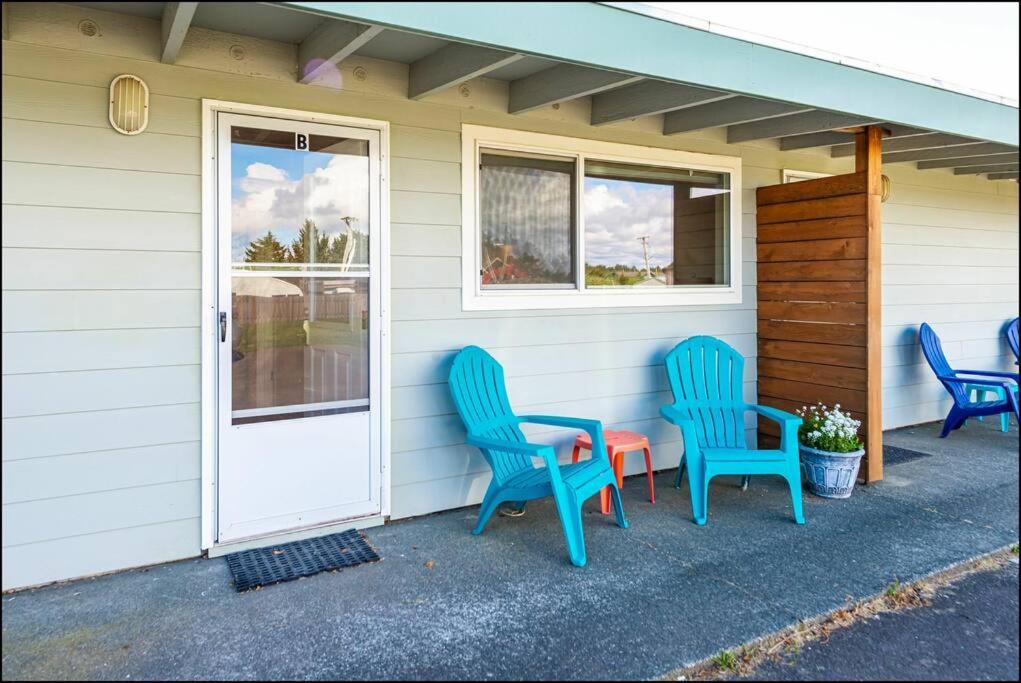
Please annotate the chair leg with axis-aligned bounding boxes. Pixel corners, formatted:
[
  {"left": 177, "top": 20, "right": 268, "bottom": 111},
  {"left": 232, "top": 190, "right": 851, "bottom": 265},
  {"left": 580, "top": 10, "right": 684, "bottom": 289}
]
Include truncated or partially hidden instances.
[
  {"left": 601, "top": 450, "right": 622, "bottom": 515},
  {"left": 740, "top": 475, "right": 751, "bottom": 491},
  {"left": 473, "top": 484, "right": 503, "bottom": 535},
  {"left": 551, "top": 484, "right": 587, "bottom": 567},
  {"left": 674, "top": 452, "right": 686, "bottom": 489},
  {"left": 786, "top": 467, "right": 805, "bottom": 525},
  {"left": 608, "top": 481, "right": 629, "bottom": 530},
  {"left": 940, "top": 407, "right": 965, "bottom": 438},
  {"left": 686, "top": 456, "right": 708, "bottom": 525},
  {"left": 571, "top": 445, "right": 582, "bottom": 464},
  {"left": 1000, "top": 411, "right": 1010, "bottom": 433},
  {"left": 642, "top": 447, "right": 655, "bottom": 504}
]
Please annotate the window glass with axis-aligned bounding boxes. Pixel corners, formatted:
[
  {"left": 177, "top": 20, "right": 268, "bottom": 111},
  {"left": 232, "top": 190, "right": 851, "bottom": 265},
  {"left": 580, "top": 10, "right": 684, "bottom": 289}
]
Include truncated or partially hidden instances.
[
  {"left": 479, "top": 150, "right": 576, "bottom": 289},
  {"left": 583, "top": 160, "right": 730, "bottom": 287}
]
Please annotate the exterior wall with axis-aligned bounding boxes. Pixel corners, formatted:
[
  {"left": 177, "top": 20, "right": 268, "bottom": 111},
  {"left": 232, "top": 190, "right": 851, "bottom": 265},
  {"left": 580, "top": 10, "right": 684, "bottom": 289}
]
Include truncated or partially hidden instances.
[
  {"left": 880, "top": 170, "right": 1019, "bottom": 428},
  {"left": 1, "top": 2, "right": 1017, "bottom": 589}
]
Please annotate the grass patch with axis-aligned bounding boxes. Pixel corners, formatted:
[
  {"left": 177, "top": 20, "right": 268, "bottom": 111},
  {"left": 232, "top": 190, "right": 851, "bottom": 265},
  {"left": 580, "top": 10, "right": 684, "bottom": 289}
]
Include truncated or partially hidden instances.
[{"left": 663, "top": 547, "right": 1015, "bottom": 681}]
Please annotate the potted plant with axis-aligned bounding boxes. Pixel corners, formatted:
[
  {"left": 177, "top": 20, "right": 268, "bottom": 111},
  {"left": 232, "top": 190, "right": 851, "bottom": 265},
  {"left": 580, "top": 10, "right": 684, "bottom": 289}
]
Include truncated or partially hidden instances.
[{"left": 795, "top": 403, "right": 865, "bottom": 499}]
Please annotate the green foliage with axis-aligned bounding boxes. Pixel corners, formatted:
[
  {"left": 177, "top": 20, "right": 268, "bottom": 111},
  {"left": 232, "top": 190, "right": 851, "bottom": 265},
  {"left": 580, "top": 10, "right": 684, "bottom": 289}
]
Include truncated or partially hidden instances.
[
  {"left": 243, "top": 230, "right": 288, "bottom": 264},
  {"left": 711, "top": 650, "right": 737, "bottom": 671},
  {"left": 884, "top": 578, "right": 901, "bottom": 597},
  {"left": 796, "top": 402, "right": 864, "bottom": 453}
]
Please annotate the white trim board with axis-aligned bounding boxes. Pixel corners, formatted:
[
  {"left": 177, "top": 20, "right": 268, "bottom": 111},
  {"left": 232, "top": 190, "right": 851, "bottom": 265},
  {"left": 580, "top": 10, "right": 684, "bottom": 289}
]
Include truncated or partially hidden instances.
[{"left": 199, "top": 99, "right": 391, "bottom": 551}]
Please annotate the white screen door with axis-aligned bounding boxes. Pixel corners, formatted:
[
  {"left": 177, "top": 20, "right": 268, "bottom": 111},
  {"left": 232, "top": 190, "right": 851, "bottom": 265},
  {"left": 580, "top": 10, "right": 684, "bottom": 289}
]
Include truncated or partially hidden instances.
[{"left": 215, "top": 112, "right": 382, "bottom": 543}]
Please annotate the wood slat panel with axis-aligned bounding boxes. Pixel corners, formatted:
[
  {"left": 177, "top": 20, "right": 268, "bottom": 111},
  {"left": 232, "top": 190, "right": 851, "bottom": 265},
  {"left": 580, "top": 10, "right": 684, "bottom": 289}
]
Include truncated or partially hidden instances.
[
  {"left": 759, "top": 376, "right": 867, "bottom": 414},
  {"left": 759, "top": 259, "right": 867, "bottom": 282},
  {"left": 758, "top": 237, "right": 867, "bottom": 263},
  {"left": 758, "top": 339, "right": 867, "bottom": 369},
  {"left": 758, "top": 281, "right": 867, "bottom": 303},
  {"left": 758, "top": 320, "right": 867, "bottom": 346},
  {"left": 758, "top": 216, "right": 866, "bottom": 244},
  {"left": 756, "top": 171, "right": 866, "bottom": 205},
  {"left": 758, "top": 301, "right": 867, "bottom": 325},
  {"left": 759, "top": 357, "right": 867, "bottom": 391},
  {"left": 757, "top": 395, "right": 866, "bottom": 423},
  {"left": 757, "top": 194, "right": 867, "bottom": 225}
]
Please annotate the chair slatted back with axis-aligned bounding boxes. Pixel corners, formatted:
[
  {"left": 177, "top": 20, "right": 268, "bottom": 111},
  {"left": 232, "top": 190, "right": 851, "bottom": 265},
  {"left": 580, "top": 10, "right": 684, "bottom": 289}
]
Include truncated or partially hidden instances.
[
  {"left": 1007, "top": 317, "right": 1020, "bottom": 361},
  {"left": 664, "top": 336, "right": 747, "bottom": 449},
  {"left": 448, "top": 346, "right": 532, "bottom": 482},
  {"left": 919, "top": 323, "right": 967, "bottom": 404}
]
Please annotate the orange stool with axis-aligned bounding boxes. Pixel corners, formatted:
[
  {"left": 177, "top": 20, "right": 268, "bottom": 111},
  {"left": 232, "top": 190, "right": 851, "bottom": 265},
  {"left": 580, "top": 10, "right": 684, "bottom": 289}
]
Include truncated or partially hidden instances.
[{"left": 571, "top": 429, "right": 655, "bottom": 515}]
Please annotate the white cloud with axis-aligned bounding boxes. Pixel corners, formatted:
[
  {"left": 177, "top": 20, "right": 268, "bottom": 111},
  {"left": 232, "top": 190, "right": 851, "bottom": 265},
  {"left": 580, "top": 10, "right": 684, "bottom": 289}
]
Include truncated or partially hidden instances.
[
  {"left": 231, "top": 154, "right": 370, "bottom": 261},
  {"left": 584, "top": 179, "right": 674, "bottom": 267}
]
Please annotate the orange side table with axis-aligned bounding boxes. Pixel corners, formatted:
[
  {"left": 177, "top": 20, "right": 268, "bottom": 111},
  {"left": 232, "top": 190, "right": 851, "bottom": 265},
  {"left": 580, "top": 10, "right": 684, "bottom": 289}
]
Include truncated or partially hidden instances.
[{"left": 571, "top": 429, "right": 655, "bottom": 515}]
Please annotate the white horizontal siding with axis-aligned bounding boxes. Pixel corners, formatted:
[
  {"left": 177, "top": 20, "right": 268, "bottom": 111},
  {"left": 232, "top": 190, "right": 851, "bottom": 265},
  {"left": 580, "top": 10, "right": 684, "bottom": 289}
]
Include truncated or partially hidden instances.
[
  {"left": 2, "top": 9, "right": 1017, "bottom": 589},
  {"left": 880, "top": 179, "right": 1018, "bottom": 429}
]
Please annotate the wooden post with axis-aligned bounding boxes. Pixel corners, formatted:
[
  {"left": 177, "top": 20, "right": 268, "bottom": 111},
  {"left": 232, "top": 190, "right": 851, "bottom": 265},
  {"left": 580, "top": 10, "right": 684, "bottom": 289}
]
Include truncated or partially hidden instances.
[{"left": 856, "top": 126, "right": 883, "bottom": 482}]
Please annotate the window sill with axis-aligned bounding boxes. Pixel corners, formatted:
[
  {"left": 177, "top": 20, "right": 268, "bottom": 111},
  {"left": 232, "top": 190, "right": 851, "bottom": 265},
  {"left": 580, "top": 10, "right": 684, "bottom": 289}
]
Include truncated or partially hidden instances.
[{"left": 462, "top": 286, "right": 743, "bottom": 311}]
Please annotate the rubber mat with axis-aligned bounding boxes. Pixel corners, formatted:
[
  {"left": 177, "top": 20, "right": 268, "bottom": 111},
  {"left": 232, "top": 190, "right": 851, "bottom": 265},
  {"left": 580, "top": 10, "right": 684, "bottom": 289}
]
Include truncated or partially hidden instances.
[
  {"left": 225, "top": 528, "right": 380, "bottom": 592},
  {"left": 883, "top": 444, "right": 934, "bottom": 466}
]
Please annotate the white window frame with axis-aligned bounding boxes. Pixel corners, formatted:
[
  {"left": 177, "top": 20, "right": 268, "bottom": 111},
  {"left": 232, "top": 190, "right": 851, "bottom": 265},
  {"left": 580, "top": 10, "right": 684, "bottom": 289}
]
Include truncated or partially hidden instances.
[
  {"left": 782, "top": 168, "right": 831, "bottom": 184},
  {"left": 461, "top": 125, "right": 743, "bottom": 311}
]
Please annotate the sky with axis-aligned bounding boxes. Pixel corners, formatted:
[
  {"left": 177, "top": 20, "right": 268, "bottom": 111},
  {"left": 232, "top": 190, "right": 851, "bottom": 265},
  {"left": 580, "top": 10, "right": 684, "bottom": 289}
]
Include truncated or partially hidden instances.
[
  {"left": 640, "top": 2, "right": 1020, "bottom": 102},
  {"left": 230, "top": 143, "right": 369, "bottom": 264}
]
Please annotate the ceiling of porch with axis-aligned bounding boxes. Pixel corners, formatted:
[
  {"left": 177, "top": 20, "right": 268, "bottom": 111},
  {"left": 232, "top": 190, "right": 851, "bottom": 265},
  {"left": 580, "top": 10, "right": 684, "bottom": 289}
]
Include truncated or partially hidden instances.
[{"left": 69, "top": 1, "right": 1019, "bottom": 181}]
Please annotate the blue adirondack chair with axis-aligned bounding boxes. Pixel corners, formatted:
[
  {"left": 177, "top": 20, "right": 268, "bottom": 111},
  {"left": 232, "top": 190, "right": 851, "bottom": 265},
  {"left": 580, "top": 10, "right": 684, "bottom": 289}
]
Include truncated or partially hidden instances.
[
  {"left": 1007, "top": 317, "right": 1019, "bottom": 361},
  {"left": 448, "top": 346, "right": 627, "bottom": 567},
  {"left": 919, "top": 323, "right": 1020, "bottom": 438},
  {"left": 659, "top": 336, "right": 805, "bottom": 526}
]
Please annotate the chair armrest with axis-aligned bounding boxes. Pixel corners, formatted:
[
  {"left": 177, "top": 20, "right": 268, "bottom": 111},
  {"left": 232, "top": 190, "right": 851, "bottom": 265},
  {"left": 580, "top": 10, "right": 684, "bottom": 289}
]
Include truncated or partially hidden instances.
[
  {"left": 941, "top": 375, "right": 1014, "bottom": 390},
  {"left": 466, "top": 435, "right": 555, "bottom": 457},
  {"left": 516, "top": 415, "right": 610, "bottom": 466},
  {"left": 751, "top": 404, "right": 801, "bottom": 451},
  {"left": 659, "top": 406, "right": 701, "bottom": 457},
  {"left": 954, "top": 369, "right": 1019, "bottom": 383},
  {"left": 749, "top": 404, "right": 802, "bottom": 426}
]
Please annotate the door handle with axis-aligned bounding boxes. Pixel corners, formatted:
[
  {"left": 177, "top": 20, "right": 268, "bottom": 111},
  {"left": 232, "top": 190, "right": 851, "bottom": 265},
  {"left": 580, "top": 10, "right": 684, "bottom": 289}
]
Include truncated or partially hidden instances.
[{"left": 219, "top": 312, "right": 227, "bottom": 342}]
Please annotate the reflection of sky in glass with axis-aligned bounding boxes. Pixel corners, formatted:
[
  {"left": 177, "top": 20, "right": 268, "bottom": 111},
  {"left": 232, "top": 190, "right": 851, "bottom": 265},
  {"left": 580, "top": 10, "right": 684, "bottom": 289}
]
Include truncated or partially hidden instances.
[
  {"left": 584, "top": 178, "right": 674, "bottom": 268},
  {"left": 230, "top": 144, "right": 368, "bottom": 263}
]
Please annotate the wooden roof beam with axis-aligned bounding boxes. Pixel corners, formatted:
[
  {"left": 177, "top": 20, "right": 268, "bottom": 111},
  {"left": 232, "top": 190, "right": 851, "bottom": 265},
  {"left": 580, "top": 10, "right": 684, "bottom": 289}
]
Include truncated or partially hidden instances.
[
  {"left": 160, "top": 2, "right": 198, "bottom": 64},
  {"left": 883, "top": 142, "right": 1017, "bottom": 164},
  {"left": 509, "top": 64, "right": 642, "bottom": 114},
  {"left": 988, "top": 172, "right": 1019, "bottom": 180},
  {"left": 831, "top": 132, "right": 977, "bottom": 157},
  {"left": 917, "top": 153, "right": 1019, "bottom": 169},
  {"left": 299, "top": 20, "right": 384, "bottom": 84},
  {"left": 953, "top": 163, "right": 1019, "bottom": 175},
  {"left": 409, "top": 43, "right": 523, "bottom": 99},
  {"left": 663, "top": 97, "right": 809, "bottom": 135},
  {"left": 728, "top": 111, "right": 880, "bottom": 143},
  {"left": 590, "top": 81, "right": 732, "bottom": 126}
]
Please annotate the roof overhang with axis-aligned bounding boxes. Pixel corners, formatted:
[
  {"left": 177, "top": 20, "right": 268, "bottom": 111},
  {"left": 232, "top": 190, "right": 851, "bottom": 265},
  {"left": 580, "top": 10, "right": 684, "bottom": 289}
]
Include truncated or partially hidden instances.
[{"left": 281, "top": 1, "right": 1018, "bottom": 147}]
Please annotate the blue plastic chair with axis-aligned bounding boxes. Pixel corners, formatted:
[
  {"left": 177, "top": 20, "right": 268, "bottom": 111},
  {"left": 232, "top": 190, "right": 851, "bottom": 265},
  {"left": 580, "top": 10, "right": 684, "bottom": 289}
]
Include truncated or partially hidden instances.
[
  {"left": 448, "top": 346, "right": 627, "bottom": 567},
  {"left": 1007, "top": 317, "right": 1019, "bottom": 362},
  {"left": 919, "top": 323, "right": 1020, "bottom": 438},
  {"left": 659, "top": 336, "right": 805, "bottom": 526}
]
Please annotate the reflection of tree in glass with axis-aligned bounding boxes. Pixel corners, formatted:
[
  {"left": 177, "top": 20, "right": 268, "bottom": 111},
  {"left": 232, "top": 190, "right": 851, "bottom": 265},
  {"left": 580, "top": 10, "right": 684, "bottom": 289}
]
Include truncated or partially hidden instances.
[
  {"left": 585, "top": 263, "right": 669, "bottom": 287},
  {"left": 243, "top": 219, "right": 368, "bottom": 265},
  {"left": 244, "top": 230, "right": 287, "bottom": 263}
]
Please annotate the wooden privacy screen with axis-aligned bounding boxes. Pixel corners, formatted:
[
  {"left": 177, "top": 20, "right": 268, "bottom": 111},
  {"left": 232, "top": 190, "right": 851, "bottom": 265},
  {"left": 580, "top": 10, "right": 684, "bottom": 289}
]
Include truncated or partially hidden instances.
[{"left": 755, "top": 128, "right": 883, "bottom": 482}]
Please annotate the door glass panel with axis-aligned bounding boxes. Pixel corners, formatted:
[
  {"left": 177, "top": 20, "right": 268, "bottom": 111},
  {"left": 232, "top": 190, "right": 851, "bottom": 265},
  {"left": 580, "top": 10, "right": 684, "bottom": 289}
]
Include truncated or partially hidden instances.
[
  {"left": 228, "top": 124, "right": 372, "bottom": 425},
  {"left": 230, "top": 126, "right": 370, "bottom": 272}
]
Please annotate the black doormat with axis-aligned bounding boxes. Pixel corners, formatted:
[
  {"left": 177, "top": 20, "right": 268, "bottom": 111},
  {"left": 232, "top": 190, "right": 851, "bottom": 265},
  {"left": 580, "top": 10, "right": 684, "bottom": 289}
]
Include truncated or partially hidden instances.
[
  {"left": 883, "top": 445, "right": 933, "bottom": 466},
  {"left": 225, "top": 528, "right": 380, "bottom": 592}
]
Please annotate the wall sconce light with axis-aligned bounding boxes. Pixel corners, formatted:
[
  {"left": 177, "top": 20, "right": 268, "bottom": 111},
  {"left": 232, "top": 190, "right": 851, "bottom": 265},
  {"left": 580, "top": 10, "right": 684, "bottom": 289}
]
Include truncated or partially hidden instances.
[
  {"left": 108, "top": 74, "right": 149, "bottom": 135},
  {"left": 880, "top": 174, "right": 891, "bottom": 202}
]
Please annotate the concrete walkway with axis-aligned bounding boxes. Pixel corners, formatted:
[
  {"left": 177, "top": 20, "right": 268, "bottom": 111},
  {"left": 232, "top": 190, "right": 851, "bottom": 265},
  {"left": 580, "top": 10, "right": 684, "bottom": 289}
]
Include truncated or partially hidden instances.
[
  {"left": 2, "top": 419, "right": 1018, "bottom": 681},
  {"left": 742, "top": 558, "right": 1019, "bottom": 681}
]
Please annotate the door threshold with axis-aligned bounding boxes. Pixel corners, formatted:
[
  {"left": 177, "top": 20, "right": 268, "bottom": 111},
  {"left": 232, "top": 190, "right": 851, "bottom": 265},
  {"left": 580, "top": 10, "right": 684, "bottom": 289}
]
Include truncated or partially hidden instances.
[{"left": 207, "top": 515, "right": 385, "bottom": 558}]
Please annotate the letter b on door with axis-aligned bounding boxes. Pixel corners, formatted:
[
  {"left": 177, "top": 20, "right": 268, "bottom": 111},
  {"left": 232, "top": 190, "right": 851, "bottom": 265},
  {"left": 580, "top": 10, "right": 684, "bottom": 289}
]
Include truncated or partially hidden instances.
[{"left": 295, "top": 133, "right": 308, "bottom": 151}]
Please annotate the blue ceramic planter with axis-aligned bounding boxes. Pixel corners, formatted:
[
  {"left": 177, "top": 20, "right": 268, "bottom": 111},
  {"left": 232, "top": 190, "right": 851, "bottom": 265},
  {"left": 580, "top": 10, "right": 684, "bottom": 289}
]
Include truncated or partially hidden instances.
[{"left": 799, "top": 444, "right": 864, "bottom": 499}]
